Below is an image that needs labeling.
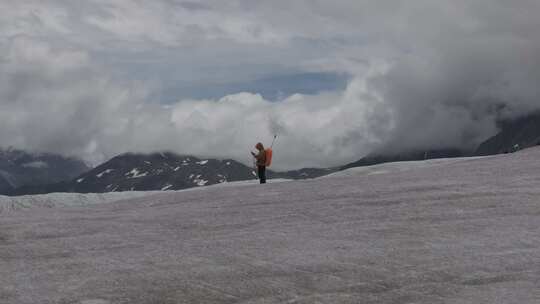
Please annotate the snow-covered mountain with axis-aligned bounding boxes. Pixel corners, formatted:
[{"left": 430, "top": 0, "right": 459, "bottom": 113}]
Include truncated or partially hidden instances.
[
  {"left": 10, "top": 152, "right": 335, "bottom": 195},
  {"left": 0, "top": 148, "right": 89, "bottom": 194},
  {"left": 3, "top": 147, "right": 540, "bottom": 303}
]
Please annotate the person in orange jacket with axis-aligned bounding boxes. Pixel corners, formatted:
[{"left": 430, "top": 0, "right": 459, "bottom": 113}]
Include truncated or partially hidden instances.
[{"left": 251, "top": 142, "right": 267, "bottom": 184}]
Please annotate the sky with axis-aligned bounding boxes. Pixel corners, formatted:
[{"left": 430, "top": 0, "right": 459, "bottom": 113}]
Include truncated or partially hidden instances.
[{"left": 1, "top": 0, "right": 539, "bottom": 170}]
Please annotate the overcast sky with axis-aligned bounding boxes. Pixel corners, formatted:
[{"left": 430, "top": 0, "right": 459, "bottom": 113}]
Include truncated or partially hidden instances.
[{"left": 1, "top": 0, "right": 539, "bottom": 170}]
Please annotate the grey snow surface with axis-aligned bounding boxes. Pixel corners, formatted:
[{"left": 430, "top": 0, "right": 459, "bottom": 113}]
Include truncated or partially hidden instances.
[{"left": 2, "top": 148, "right": 540, "bottom": 303}]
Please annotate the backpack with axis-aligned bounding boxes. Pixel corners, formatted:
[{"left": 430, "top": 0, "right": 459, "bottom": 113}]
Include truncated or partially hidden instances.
[{"left": 265, "top": 148, "right": 273, "bottom": 167}]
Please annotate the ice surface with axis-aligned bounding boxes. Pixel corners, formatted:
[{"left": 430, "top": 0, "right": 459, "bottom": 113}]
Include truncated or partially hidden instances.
[
  {"left": 196, "top": 160, "right": 209, "bottom": 165},
  {"left": 2, "top": 148, "right": 540, "bottom": 303},
  {"left": 326, "top": 156, "right": 490, "bottom": 178},
  {"left": 0, "top": 191, "right": 160, "bottom": 215}
]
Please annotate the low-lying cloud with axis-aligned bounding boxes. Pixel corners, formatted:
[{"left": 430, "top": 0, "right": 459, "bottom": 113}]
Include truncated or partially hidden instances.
[{"left": 0, "top": 38, "right": 390, "bottom": 169}]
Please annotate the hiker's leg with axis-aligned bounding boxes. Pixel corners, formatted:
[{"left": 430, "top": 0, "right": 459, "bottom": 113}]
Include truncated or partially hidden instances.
[{"left": 258, "top": 166, "right": 266, "bottom": 184}]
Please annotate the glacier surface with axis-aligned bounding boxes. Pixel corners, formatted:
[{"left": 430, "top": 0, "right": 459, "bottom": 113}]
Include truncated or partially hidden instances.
[{"left": 1, "top": 148, "right": 540, "bottom": 303}]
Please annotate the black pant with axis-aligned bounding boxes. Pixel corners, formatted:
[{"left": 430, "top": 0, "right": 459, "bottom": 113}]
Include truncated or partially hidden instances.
[{"left": 257, "top": 165, "right": 266, "bottom": 184}]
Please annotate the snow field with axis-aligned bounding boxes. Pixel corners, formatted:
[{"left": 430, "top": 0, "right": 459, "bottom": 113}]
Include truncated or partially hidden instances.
[{"left": 2, "top": 148, "right": 540, "bottom": 303}]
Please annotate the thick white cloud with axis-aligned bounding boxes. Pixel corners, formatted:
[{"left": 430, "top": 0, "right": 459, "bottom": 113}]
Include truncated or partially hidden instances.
[
  {"left": 168, "top": 65, "right": 393, "bottom": 169},
  {"left": 1, "top": 1, "right": 540, "bottom": 170},
  {"left": 0, "top": 37, "right": 150, "bottom": 163},
  {"left": 0, "top": 36, "right": 391, "bottom": 169}
]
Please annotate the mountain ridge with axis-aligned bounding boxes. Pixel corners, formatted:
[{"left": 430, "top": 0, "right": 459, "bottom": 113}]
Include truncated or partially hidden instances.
[
  {"left": 8, "top": 151, "right": 336, "bottom": 196},
  {"left": 474, "top": 111, "right": 540, "bottom": 155},
  {"left": 0, "top": 148, "right": 89, "bottom": 194}
]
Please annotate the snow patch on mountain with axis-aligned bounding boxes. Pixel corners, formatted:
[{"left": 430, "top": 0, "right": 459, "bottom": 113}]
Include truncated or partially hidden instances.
[
  {"left": 125, "top": 168, "right": 148, "bottom": 179},
  {"left": 193, "top": 177, "right": 208, "bottom": 186},
  {"left": 96, "top": 169, "right": 114, "bottom": 178},
  {"left": 217, "top": 174, "right": 227, "bottom": 183}
]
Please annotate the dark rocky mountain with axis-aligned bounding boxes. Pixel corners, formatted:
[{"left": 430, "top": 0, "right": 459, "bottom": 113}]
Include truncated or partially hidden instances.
[
  {"left": 0, "top": 174, "right": 14, "bottom": 194},
  {"left": 0, "top": 148, "right": 89, "bottom": 194},
  {"left": 342, "top": 111, "right": 540, "bottom": 171},
  {"left": 475, "top": 111, "right": 540, "bottom": 156},
  {"left": 341, "top": 149, "right": 465, "bottom": 171},
  {"left": 9, "top": 152, "right": 336, "bottom": 195}
]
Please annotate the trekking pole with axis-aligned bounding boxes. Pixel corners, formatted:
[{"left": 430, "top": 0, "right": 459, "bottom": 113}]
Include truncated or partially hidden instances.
[{"left": 270, "top": 134, "right": 277, "bottom": 148}]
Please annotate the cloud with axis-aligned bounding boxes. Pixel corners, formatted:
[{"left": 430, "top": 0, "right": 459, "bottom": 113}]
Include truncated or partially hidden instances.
[
  {"left": 0, "top": 36, "right": 147, "bottom": 164},
  {"left": 82, "top": 0, "right": 286, "bottom": 46},
  {"left": 0, "top": 37, "right": 389, "bottom": 169},
  {"left": 176, "top": 2, "right": 212, "bottom": 12},
  {"left": 168, "top": 71, "right": 393, "bottom": 169},
  {"left": 1, "top": 1, "right": 540, "bottom": 170}
]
